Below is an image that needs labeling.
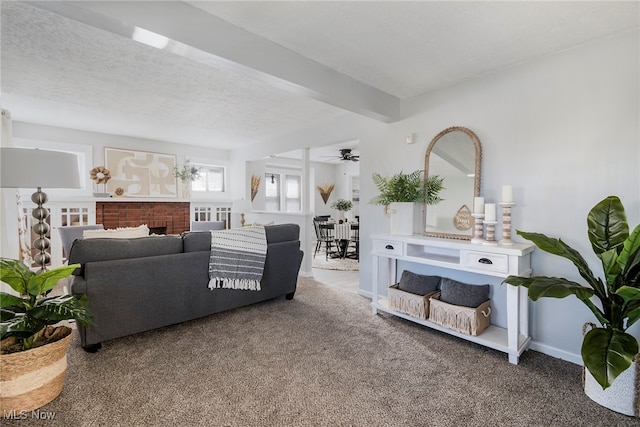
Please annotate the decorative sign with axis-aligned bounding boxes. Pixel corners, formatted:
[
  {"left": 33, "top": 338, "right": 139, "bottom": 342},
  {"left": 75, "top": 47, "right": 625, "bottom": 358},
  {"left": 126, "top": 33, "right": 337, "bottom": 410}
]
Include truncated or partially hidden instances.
[
  {"left": 453, "top": 204, "right": 473, "bottom": 231},
  {"left": 105, "top": 148, "right": 177, "bottom": 198}
]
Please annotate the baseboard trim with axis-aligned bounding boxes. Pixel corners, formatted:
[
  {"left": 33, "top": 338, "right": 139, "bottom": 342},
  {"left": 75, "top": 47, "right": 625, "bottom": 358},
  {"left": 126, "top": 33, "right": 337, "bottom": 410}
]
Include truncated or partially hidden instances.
[
  {"left": 299, "top": 269, "right": 313, "bottom": 278},
  {"left": 358, "top": 289, "right": 372, "bottom": 299},
  {"left": 529, "top": 341, "right": 582, "bottom": 366}
]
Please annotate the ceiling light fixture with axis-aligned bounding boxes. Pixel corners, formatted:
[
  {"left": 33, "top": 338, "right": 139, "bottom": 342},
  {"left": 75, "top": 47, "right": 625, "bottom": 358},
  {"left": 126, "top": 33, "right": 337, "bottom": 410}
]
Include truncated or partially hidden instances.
[{"left": 132, "top": 27, "right": 169, "bottom": 49}]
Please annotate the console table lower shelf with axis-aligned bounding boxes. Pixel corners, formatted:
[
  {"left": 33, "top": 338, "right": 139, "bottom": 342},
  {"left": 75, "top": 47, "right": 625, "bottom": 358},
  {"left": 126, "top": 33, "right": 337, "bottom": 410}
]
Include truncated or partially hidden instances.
[
  {"left": 374, "top": 298, "right": 531, "bottom": 358},
  {"left": 371, "top": 233, "right": 535, "bottom": 364}
]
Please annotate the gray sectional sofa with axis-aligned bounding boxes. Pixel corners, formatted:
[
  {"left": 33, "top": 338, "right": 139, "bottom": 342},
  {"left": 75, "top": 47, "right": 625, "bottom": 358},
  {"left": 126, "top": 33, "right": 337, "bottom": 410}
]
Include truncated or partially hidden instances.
[{"left": 68, "top": 224, "right": 303, "bottom": 351}]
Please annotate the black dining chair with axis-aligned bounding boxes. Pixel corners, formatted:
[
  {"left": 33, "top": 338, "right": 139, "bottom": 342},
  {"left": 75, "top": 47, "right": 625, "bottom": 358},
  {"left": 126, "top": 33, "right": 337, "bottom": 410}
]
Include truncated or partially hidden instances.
[
  {"left": 346, "top": 226, "right": 359, "bottom": 260},
  {"left": 313, "top": 219, "right": 335, "bottom": 260}
]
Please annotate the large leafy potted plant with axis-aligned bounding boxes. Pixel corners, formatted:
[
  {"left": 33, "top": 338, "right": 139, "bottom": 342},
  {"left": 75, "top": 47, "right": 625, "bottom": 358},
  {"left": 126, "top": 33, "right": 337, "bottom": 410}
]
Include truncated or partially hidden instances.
[
  {"left": 0, "top": 258, "right": 92, "bottom": 413},
  {"left": 370, "top": 170, "right": 444, "bottom": 235},
  {"left": 503, "top": 196, "right": 639, "bottom": 414}
]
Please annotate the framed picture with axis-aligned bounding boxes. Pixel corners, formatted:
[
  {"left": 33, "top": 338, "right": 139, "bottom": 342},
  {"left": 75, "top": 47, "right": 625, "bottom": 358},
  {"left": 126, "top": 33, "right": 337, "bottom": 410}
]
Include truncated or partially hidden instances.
[{"left": 104, "top": 148, "right": 177, "bottom": 198}]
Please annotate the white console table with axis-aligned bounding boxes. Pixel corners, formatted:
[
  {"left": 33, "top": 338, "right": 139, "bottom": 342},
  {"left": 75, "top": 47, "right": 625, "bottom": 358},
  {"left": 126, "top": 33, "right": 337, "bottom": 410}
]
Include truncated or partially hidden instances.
[{"left": 371, "top": 234, "right": 535, "bottom": 364}]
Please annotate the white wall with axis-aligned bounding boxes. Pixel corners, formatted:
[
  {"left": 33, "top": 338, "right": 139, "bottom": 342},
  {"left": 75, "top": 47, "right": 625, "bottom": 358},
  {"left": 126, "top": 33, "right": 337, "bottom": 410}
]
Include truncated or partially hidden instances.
[
  {"left": 10, "top": 122, "right": 232, "bottom": 198},
  {"left": 1, "top": 123, "right": 233, "bottom": 261},
  {"left": 359, "top": 30, "right": 639, "bottom": 364}
]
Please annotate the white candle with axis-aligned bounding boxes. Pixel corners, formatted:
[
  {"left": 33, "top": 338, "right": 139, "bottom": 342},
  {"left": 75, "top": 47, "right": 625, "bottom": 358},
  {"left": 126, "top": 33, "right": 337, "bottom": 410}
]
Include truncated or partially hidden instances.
[
  {"left": 485, "top": 203, "right": 497, "bottom": 221},
  {"left": 502, "top": 185, "right": 513, "bottom": 203},
  {"left": 474, "top": 197, "right": 485, "bottom": 214}
]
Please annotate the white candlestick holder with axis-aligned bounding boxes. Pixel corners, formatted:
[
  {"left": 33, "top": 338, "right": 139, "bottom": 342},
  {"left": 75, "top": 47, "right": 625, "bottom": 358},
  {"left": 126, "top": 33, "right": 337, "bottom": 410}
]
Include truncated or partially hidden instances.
[
  {"left": 483, "top": 220, "right": 499, "bottom": 246},
  {"left": 499, "top": 202, "right": 515, "bottom": 245},
  {"left": 471, "top": 213, "right": 485, "bottom": 244}
]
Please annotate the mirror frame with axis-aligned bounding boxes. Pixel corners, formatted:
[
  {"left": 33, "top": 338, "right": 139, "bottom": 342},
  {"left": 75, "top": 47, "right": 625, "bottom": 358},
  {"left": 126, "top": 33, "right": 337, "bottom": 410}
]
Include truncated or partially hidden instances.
[{"left": 423, "top": 126, "right": 482, "bottom": 240}]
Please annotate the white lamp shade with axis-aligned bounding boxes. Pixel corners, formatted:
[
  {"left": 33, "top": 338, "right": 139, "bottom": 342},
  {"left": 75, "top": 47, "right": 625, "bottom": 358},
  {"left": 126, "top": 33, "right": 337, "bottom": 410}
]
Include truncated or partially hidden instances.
[{"left": 0, "top": 147, "right": 81, "bottom": 189}]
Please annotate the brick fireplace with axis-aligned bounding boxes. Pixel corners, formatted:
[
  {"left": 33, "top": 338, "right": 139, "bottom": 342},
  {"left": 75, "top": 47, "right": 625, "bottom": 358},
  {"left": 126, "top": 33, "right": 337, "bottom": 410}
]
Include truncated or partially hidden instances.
[{"left": 96, "top": 201, "right": 190, "bottom": 235}]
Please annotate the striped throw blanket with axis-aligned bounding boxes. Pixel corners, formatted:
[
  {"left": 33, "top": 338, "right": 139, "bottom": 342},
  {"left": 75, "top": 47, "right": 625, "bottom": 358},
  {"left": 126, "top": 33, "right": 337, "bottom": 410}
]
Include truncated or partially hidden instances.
[{"left": 208, "top": 226, "right": 267, "bottom": 291}]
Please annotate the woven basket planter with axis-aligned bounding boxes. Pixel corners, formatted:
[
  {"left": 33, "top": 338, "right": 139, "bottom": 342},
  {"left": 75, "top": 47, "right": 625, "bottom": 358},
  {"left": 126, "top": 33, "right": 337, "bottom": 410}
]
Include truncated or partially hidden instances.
[
  {"left": 584, "top": 359, "right": 639, "bottom": 417},
  {"left": 388, "top": 284, "right": 438, "bottom": 320},
  {"left": 0, "top": 328, "right": 73, "bottom": 413},
  {"left": 429, "top": 294, "right": 491, "bottom": 336}
]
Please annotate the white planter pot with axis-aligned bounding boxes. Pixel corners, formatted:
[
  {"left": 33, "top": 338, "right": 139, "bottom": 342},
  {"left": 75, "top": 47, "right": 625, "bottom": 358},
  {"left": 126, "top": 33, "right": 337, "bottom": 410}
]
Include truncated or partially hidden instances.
[
  {"left": 584, "top": 362, "right": 638, "bottom": 417},
  {"left": 387, "top": 202, "right": 414, "bottom": 235}
]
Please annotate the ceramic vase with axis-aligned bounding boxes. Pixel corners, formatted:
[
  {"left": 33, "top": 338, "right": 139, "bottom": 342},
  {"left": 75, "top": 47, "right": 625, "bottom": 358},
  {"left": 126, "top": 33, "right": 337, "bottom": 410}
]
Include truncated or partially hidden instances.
[{"left": 388, "top": 202, "right": 414, "bottom": 235}]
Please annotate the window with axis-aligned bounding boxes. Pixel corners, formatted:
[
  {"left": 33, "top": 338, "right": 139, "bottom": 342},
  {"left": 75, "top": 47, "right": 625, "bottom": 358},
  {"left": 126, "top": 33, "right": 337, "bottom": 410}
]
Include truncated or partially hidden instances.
[
  {"left": 265, "top": 173, "right": 280, "bottom": 211},
  {"left": 285, "top": 175, "right": 301, "bottom": 212},
  {"left": 192, "top": 165, "right": 225, "bottom": 192},
  {"left": 264, "top": 172, "right": 302, "bottom": 212},
  {"left": 192, "top": 204, "right": 231, "bottom": 227}
]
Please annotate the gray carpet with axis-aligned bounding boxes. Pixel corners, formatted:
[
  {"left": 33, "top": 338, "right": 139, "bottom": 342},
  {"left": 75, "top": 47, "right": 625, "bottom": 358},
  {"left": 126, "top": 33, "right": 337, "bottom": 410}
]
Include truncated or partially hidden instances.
[{"left": 5, "top": 278, "right": 637, "bottom": 426}]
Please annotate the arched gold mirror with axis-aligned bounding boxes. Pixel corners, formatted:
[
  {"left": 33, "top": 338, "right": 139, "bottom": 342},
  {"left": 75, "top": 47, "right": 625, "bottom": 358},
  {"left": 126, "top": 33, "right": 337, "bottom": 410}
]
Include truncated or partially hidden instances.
[{"left": 424, "top": 126, "right": 481, "bottom": 240}]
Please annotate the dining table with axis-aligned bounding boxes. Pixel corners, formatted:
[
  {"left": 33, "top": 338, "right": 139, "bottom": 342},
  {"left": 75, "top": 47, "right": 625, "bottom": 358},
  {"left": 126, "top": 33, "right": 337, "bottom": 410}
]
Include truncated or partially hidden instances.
[{"left": 319, "top": 221, "right": 359, "bottom": 259}]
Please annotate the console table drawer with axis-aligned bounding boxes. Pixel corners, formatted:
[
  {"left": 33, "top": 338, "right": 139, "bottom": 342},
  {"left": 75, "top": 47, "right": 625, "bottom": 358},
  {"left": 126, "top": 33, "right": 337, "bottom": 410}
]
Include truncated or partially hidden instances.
[
  {"left": 373, "top": 240, "right": 404, "bottom": 257},
  {"left": 461, "top": 251, "right": 509, "bottom": 273}
]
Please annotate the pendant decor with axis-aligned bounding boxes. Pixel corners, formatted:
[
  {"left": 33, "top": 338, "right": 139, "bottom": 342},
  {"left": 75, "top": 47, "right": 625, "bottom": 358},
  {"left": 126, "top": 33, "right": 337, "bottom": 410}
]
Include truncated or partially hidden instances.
[
  {"left": 316, "top": 182, "right": 335, "bottom": 205},
  {"left": 453, "top": 205, "right": 473, "bottom": 231}
]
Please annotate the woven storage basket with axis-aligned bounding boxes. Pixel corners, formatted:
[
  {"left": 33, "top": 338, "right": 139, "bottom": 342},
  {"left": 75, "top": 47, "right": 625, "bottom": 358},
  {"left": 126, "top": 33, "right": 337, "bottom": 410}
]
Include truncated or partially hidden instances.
[
  {"left": 0, "top": 327, "right": 73, "bottom": 413},
  {"left": 429, "top": 293, "right": 491, "bottom": 336},
  {"left": 388, "top": 284, "right": 439, "bottom": 320}
]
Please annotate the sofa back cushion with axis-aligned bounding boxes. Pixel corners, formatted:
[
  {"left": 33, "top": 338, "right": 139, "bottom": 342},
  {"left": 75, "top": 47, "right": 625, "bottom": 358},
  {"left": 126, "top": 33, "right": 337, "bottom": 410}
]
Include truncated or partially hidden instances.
[
  {"left": 68, "top": 235, "right": 184, "bottom": 275},
  {"left": 182, "top": 231, "right": 212, "bottom": 253},
  {"left": 182, "top": 224, "right": 301, "bottom": 253},
  {"left": 264, "top": 224, "right": 300, "bottom": 244}
]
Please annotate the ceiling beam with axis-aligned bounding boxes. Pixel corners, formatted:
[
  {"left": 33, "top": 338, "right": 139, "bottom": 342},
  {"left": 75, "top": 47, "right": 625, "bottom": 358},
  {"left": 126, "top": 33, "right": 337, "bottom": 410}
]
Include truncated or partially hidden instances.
[{"left": 29, "top": 1, "right": 401, "bottom": 123}]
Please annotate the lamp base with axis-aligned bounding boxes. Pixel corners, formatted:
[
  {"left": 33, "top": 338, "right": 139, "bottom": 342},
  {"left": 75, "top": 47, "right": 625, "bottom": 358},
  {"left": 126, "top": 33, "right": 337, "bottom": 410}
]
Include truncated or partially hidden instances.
[{"left": 31, "top": 187, "right": 50, "bottom": 273}]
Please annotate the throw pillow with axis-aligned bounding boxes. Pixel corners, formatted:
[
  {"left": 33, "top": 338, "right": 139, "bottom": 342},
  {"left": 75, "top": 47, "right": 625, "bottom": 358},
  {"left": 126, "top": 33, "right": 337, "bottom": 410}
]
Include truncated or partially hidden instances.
[
  {"left": 439, "top": 278, "right": 490, "bottom": 308},
  {"left": 83, "top": 224, "right": 150, "bottom": 239},
  {"left": 253, "top": 221, "right": 275, "bottom": 226},
  {"left": 397, "top": 270, "right": 440, "bottom": 295}
]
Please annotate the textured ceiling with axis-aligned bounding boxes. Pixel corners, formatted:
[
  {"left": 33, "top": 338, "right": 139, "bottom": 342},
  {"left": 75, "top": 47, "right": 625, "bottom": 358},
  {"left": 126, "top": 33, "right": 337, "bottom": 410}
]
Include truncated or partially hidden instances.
[
  {"left": 1, "top": 1, "right": 638, "bottom": 152},
  {"left": 192, "top": 1, "right": 640, "bottom": 98}
]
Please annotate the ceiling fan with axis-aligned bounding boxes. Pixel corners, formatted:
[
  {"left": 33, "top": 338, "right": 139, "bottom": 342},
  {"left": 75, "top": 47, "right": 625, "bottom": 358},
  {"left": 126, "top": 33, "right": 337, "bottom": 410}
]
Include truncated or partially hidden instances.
[{"left": 324, "top": 148, "right": 359, "bottom": 162}]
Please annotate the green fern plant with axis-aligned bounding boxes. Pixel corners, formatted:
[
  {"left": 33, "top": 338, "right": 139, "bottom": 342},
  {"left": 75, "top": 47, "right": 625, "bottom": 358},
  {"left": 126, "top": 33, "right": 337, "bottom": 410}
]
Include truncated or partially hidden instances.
[
  {"left": 1, "top": 258, "right": 92, "bottom": 352},
  {"left": 370, "top": 170, "right": 444, "bottom": 206}
]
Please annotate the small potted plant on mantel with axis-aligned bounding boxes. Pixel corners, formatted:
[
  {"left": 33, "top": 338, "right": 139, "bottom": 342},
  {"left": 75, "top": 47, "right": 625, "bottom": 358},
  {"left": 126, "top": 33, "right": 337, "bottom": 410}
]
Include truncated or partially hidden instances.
[
  {"left": 0, "top": 258, "right": 93, "bottom": 413},
  {"left": 504, "top": 196, "right": 640, "bottom": 416},
  {"left": 369, "top": 170, "right": 444, "bottom": 235},
  {"left": 174, "top": 160, "right": 201, "bottom": 199},
  {"left": 330, "top": 198, "right": 353, "bottom": 222}
]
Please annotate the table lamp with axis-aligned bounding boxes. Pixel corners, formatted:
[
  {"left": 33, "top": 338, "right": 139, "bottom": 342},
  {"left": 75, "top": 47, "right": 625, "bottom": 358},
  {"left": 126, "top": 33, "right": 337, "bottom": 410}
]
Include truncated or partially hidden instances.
[
  {"left": 231, "top": 199, "right": 252, "bottom": 227},
  {"left": 1, "top": 147, "right": 81, "bottom": 272}
]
